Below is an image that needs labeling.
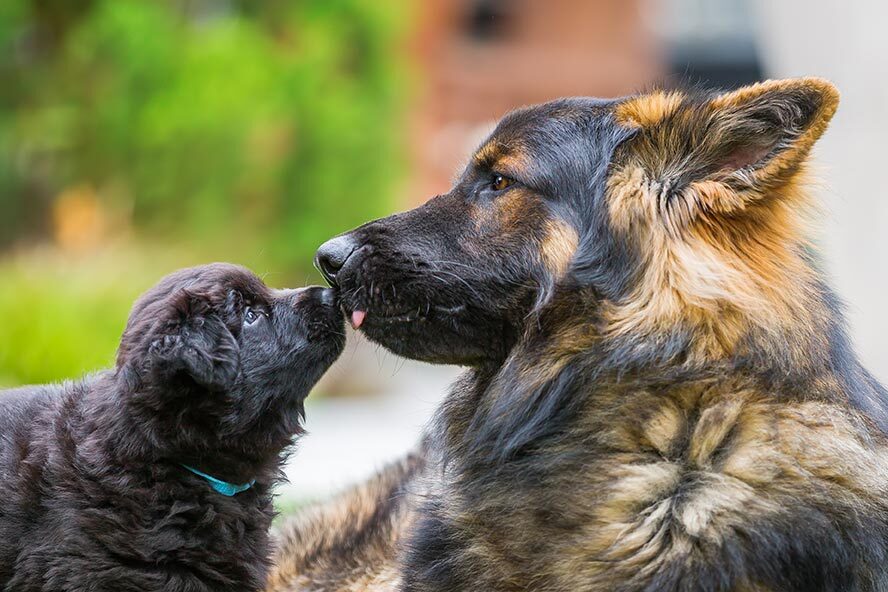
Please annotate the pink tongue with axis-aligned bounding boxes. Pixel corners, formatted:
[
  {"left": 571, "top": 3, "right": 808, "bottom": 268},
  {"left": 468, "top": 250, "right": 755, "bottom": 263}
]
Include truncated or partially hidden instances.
[{"left": 350, "top": 310, "right": 366, "bottom": 329}]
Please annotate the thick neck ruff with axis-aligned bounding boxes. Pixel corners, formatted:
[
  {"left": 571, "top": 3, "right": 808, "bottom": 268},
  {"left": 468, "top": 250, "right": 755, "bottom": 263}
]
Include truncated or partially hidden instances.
[{"left": 181, "top": 464, "right": 255, "bottom": 497}]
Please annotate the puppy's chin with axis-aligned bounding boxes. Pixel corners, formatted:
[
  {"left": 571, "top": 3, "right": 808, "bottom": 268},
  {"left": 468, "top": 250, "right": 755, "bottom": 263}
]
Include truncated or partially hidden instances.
[
  {"left": 283, "top": 343, "right": 346, "bottom": 405},
  {"left": 228, "top": 343, "right": 344, "bottom": 431}
]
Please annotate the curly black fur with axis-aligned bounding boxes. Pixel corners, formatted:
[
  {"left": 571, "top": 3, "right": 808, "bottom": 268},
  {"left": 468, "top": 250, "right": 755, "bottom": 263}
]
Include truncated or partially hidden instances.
[{"left": 0, "top": 263, "right": 344, "bottom": 591}]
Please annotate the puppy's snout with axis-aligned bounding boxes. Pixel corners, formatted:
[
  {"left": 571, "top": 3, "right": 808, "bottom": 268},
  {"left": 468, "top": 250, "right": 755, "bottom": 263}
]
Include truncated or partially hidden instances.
[
  {"left": 288, "top": 286, "right": 336, "bottom": 308},
  {"left": 315, "top": 235, "right": 358, "bottom": 287},
  {"left": 317, "top": 287, "right": 335, "bottom": 307}
]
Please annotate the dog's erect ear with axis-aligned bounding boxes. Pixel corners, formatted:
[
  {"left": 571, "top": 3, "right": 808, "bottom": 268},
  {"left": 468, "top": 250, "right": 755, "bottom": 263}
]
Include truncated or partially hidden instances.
[
  {"left": 145, "top": 289, "right": 239, "bottom": 391},
  {"left": 614, "top": 77, "right": 839, "bottom": 224}
]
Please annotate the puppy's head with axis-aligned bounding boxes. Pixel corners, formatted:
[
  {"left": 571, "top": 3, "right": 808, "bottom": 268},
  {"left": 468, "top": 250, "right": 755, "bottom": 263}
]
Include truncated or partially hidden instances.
[{"left": 116, "top": 263, "right": 344, "bottom": 457}]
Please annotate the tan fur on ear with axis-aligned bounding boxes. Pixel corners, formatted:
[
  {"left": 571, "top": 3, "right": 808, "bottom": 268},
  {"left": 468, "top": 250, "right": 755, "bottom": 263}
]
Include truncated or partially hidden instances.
[
  {"left": 710, "top": 77, "right": 839, "bottom": 118},
  {"left": 613, "top": 77, "right": 839, "bottom": 231},
  {"left": 615, "top": 90, "right": 685, "bottom": 128},
  {"left": 708, "top": 77, "right": 839, "bottom": 195},
  {"left": 604, "top": 79, "right": 840, "bottom": 360}
]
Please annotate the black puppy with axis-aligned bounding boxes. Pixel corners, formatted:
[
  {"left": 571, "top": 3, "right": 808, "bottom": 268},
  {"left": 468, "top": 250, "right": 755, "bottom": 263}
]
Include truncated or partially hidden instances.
[{"left": 0, "top": 263, "right": 344, "bottom": 591}]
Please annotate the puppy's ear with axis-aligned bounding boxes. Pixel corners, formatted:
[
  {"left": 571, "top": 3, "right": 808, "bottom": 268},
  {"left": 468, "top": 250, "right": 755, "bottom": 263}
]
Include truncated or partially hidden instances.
[
  {"left": 145, "top": 289, "right": 239, "bottom": 391},
  {"left": 614, "top": 77, "right": 839, "bottom": 227}
]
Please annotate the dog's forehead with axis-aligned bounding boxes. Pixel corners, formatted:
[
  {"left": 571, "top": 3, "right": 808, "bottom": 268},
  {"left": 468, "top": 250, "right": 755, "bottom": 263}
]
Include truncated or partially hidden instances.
[{"left": 472, "top": 97, "right": 626, "bottom": 189}]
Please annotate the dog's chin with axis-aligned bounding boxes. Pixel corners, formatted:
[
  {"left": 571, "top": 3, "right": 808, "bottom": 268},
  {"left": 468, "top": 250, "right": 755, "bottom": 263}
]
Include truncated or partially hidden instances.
[
  {"left": 335, "top": 274, "right": 518, "bottom": 365},
  {"left": 349, "top": 307, "right": 511, "bottom": 366}
]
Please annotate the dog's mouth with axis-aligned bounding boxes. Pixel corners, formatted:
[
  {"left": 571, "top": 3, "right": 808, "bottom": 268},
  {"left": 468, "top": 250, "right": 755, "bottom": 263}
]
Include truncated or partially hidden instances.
[{"left": 342, "top": 303, "right": 468, "bottom": 330}]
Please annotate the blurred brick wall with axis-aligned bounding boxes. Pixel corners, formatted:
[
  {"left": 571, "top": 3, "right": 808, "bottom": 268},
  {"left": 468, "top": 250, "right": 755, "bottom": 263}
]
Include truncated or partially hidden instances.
[{"left": 406, "top": 0, "right": 665, "bottom": 202}]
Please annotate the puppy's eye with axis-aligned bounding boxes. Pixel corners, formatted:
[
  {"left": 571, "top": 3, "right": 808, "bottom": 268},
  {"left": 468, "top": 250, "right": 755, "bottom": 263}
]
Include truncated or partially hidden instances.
[
  {"left": 243, "top": 307, "right": 264, "bottom": 325},
  {"left": 491, "top": 174, "right": 514, "bottom": 192}
]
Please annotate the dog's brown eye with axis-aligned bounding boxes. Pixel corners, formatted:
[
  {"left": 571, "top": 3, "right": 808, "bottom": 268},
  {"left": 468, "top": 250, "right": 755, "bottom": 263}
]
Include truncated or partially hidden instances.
[{"left": 491, "top": 174, "right": 514, "bottom": 191}]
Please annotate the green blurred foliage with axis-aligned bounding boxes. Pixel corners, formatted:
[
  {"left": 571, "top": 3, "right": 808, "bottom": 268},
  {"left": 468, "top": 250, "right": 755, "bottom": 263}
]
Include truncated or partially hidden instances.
[
  {"left": 0, "top": 0, "right": 407, "bottom": 263},
  {"left": 0, "top": 248, "right": 149, "bottom": 386},
  {"left": 0, "top": 0, "right": 409, "bottom": 387}
]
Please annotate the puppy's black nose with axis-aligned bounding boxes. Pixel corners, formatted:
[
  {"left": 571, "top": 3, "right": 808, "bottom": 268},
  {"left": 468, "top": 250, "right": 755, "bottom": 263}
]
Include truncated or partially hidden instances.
[
  {"left": 315, "top": 235, "right": 358, "bottom": 286},
  {"left": 289, "top": 286, "right": 336, "bottom": 307},
  {"left": 318, "top": 287, "right": 335, "bottom": 307}
]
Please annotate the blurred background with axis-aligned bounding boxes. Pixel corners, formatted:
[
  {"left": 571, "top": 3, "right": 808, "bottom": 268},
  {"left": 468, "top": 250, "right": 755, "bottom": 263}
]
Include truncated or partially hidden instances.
[{"left": 1, "top": 0, "right": 885, "bottom": 503}]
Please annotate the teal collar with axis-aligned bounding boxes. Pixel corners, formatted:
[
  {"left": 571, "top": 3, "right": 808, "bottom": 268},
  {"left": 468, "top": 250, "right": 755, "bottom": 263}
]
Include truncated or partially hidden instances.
[{"left": 181, "top": 464, "right": 256, "bottom": 497}]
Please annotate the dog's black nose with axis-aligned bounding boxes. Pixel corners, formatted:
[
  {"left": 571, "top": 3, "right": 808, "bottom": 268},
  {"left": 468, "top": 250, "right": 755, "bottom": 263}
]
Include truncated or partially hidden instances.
[{"left": 315, "top": 235, "right": 358, "bottom": 286}]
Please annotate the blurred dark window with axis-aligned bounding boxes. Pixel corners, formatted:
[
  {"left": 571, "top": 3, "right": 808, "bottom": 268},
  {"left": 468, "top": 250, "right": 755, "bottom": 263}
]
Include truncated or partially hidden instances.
[
  {"left": 464, "top": 0, "right": 513, "bottom": 42},
  {"left": 652, "top": 0, "right": 763, "bottom": 89}
]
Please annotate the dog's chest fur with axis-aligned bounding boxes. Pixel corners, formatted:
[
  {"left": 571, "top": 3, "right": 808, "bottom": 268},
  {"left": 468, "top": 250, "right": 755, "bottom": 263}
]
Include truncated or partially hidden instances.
[{"left": 407, "top": 379, "right": 888, "bottom": 592}]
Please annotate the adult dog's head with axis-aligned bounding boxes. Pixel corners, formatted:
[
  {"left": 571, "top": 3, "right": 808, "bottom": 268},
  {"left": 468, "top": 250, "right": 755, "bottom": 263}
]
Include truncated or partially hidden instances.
[
  {"left": 318, "top": 78, "right": 840, "bottom": 373},
  {"left": 115, "top": 263, "right": 344, "bottom": 467}
]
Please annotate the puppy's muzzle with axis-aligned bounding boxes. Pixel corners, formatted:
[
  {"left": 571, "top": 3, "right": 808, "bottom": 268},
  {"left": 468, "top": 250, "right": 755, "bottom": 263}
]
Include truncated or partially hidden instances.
[{"left": 283, "top": 286, "right": 336, "bottom": 308}]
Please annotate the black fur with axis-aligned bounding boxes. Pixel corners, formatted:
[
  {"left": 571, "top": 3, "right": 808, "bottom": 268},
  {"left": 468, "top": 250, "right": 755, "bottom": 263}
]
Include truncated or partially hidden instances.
[{"left": 0, "top": 263, "right": 344, "bottom": 591}]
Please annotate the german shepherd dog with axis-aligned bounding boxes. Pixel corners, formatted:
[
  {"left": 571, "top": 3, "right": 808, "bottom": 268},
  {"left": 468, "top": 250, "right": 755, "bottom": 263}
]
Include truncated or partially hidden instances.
[{"left": 269, "top": 78, "right": 888, "bottom": 591}]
